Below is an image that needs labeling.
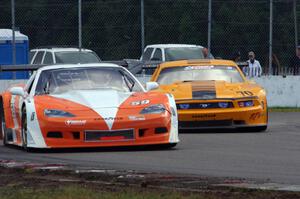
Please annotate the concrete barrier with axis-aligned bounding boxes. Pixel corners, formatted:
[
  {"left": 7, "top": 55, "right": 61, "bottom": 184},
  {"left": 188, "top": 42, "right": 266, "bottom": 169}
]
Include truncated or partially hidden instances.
[
  {"left": 1, "top": 76, "right": 299, "bottom": 107},
  {"left": 253, "top": 76, "right": 300, "bottom": 107}
]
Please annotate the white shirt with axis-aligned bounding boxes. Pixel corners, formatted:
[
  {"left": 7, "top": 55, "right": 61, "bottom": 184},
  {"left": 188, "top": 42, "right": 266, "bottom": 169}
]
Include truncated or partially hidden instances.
[{"left": 245, "top": 59, "right": 262, "bottom": 77}]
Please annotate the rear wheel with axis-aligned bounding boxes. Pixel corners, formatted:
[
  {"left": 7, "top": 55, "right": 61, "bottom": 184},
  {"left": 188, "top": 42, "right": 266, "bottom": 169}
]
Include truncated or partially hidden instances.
[{"left": 21, "top": 108, "right": 28, "bottom": 150}]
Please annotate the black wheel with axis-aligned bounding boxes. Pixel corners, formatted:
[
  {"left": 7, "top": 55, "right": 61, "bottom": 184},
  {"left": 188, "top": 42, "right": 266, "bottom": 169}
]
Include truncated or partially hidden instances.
[
  {"left": 239, "top": 125, "right": 268, "bottom": 132},
  {"left": 161, "top": 143, "right": 177, "bottom": 149},
  {"left": 21, "top": 108, "right": 28, "bottom": 150},
  {"left": 0, "top": 105, "right": 8, "bottom": 145},
  {"left": 255, "top": 125, "right": 268, "bottom": 132}
]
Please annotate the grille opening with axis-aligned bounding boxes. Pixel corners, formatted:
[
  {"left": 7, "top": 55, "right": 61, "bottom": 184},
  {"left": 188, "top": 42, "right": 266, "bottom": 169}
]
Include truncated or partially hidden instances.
[
  {"left": 72, "top": 132, "right": 80, "bottom": 139},
  {"left": 179, "top": 120, "right": 233, "bottom": 128},
  {"left": 177, "top": 102, "right": 234, "bottom": 110},
  {"left": 234, "top": 120, "right": 246, "bottom": 125},
  {"left": 155, "top": 127, "right": 168, "bottom": 134},
  {"left": 139, "top": 129, "right": 146, "bottom": 137},
  {"left": 47, "top": 131, "right": 63, "bottom": 138},
  {"left": 84, "top": 129, "right": 134, "bottom": 141}
]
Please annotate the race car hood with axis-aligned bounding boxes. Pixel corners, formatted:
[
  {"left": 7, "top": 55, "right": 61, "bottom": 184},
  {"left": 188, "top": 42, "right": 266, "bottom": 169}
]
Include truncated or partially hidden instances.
[
  {"left": 34, "top": 90, "right": 168, "bottom": 130},
  {"left": 35, "top": 90, "right": 168, "bottom": 111},
  {"left": 158, "top": 80, "right": 263, "bottom": 100},
  {"left": 50, "top": 90, "right": 133, "bottom": 109}
]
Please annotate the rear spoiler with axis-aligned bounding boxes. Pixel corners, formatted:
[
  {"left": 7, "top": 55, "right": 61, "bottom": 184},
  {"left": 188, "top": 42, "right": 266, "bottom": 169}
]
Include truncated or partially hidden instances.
[
  {"left": 0, "top": 64, "right": 45, "bottom": 72},
  {"left": 0, "top": 61, "right": 129, "bottom": 72},
  {"left": 126, "top": 60, "right": 162, "bottom": 75},
  {"left": 128, "top": 60, "right": 249, "bottom": 75}
]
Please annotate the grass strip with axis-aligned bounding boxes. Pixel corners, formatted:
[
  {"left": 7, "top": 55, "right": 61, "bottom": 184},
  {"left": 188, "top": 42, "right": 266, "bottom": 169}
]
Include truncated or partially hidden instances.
[{"left": 269, "top": 107, "right": 300, "bottom": 112}]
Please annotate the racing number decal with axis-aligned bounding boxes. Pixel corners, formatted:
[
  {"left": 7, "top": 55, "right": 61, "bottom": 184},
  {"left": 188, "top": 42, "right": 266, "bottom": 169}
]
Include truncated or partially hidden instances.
[{"left": 236, "top": 91, "right": 254, "bottom": 97}]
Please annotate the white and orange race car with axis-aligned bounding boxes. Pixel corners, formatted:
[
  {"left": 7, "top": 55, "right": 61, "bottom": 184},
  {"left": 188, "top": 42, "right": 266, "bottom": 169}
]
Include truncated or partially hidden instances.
[{"left": 0, "top": 63, "right": 179, "bottom": 150}]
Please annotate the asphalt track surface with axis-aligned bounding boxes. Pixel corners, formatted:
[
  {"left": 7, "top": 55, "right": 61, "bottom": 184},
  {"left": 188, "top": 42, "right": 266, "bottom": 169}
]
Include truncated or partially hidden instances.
[{"left": 0, "top": 112, "right": 299, "bottom": 185}]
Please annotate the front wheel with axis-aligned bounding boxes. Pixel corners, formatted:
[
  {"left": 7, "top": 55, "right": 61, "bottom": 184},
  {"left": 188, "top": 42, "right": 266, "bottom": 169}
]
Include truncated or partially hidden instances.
[
  {"left": 21, "top": 108, "right": 28, "bottom": 150},
  {"left": 239, "top": 125, "right": 268, "bottom": 132},
  {"left": 159, "top": 143, "right": 177, "bottom": 149},
  {"left": 1, "top": 106, "right": 8, "bottom": 145}
]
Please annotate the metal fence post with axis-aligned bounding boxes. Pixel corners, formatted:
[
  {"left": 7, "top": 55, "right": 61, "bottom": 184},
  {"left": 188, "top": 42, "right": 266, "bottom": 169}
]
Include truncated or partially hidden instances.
[
  {"left": 294, "top": 0, "right": 298, "bottom": 49},
  {"left": 11, "top": 0, "right": 16, "bottom": 79},
  {"left": 141, "top": 0, "right": 145, "bottom": 54},
  {"left": 207, "top": 0, "right": 212, "bottom": 54},
  {"left": 268, "top": 0, "right": 273, "bottom": 75},
  {"left": 78, "top": 0, "right": 82, "bottom": 52}
]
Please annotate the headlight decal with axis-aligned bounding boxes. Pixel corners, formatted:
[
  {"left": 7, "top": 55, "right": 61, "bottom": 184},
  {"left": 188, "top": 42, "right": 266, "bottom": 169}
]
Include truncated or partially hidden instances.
[
  {"left": 140, "top": 104, "right": 166, "bottom": 114},
  {"left": 218, "top": 102, "right": 229, "bottom": 108},
  {"left": 238, "top": 100, "right": 254, "bottom": 107},
  {"left": 44, "top": 109, "right": 75, "bottom": 118}
]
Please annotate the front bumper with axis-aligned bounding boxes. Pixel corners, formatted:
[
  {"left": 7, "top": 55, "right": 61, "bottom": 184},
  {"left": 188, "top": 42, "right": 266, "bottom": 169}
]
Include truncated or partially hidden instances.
[
  {"left": 178, "top": 106, "right": 267, "bottom": 129},
  {"left": 34, "top": 113, "right": 176, "bottom": 148}
]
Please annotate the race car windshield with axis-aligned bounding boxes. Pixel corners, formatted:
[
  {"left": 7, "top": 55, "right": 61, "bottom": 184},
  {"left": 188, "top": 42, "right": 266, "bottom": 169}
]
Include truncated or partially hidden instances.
[
  {"left": 35, "top": 67, "right": 143, "bottom": 95},
  {"left": 156, "top": 65, "right": 244, "bottom": 85},
  {"left": 165, "top": 47, "right": 206, "bottom": 61},
  {"left": 55, "top": 51, "right": 101, "bottom": 64}
]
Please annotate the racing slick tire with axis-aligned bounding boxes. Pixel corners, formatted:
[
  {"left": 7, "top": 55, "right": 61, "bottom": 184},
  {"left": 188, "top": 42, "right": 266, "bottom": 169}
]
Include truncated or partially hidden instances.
[
  {"left": 0, "top": 104, "right": 8, "bottom": 145},
  {"left": 159, "top": 143, "right": 177, "bottom": 149},
  {"left": 238, "top": 125, "right": 268, "bottom": 132},
  {"left": 21, "top": 107, "right": 28, "bottom": 150},
  {"left": 253, "top": 125, "right": 268, "bottom": 132}
]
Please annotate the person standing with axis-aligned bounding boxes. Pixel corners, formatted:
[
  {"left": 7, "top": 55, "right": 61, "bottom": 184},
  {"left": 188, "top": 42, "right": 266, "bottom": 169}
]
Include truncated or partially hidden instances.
[
  {"left": 289, "top": 45, "right": 300, "bottom": 75},
  {"left": 231, "top": 51, "right": 241, "bottom": 62},
  {"left": 202, "top": 47, "right": 209, "bottom": 59},
  {"left": 246, "top": 51, "right": 262, "bottom": 77},
  {"left": 202, "top": 47, "right": 214, "bottom": 59}
]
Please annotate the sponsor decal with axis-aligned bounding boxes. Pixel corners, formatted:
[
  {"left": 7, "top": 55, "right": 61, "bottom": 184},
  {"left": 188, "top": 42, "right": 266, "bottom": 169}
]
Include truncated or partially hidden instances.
[
  {"left": 192, "top": 114, "right": 216, "bottom": 119},
  {"left": 184, "top": 66, "right": 214, "bottom": 70},
  {"left": 250, "top": 112, "right": 261, "bottom": 120},
  {"left": 128, "top": 115, "right": 145, "bottom": 121},
  {"left": 94, "top": 117, "right": 123, "bottom": 121},
  {"left": 65, "top": 120, "right": 86, "bottom": 126}
]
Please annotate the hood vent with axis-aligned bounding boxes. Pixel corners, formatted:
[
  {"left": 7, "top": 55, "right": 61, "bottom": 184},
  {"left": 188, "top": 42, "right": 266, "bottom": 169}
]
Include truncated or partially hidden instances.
[{"left": 192, "top": 81, "right": 216, "bottom": 99}]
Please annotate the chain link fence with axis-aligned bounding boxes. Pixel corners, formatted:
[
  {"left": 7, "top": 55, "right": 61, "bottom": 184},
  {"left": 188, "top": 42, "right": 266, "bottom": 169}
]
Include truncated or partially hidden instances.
[{"left": 0, "top": 0, "right": 299, "bottom": 75}]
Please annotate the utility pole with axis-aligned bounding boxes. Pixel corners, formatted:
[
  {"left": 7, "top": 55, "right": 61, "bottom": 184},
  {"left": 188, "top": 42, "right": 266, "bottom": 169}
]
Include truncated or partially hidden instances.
[
  {"left": 268, "top": 0, "right": 273, "bottom": 75},
  {"left": 141, "top": 0, "right": 145, "bottom": 54},
  {"left": 207, "top": 0, "right": 212, "bottom": 55}
]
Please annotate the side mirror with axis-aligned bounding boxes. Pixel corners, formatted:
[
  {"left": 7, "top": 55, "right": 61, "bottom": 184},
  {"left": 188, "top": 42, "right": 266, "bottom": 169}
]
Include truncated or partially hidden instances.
[
  {"left": 146, "top": 82, "right": 159, "bottom": 91},
  {"left": 10, "top": 87, "right": 25, "bottom": 97}
]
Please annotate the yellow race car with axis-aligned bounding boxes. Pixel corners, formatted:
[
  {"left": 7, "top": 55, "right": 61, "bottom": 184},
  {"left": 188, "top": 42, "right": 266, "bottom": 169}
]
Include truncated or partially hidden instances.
[{"left": 150, "top": 59, "right": 268, "bottom": 131}]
